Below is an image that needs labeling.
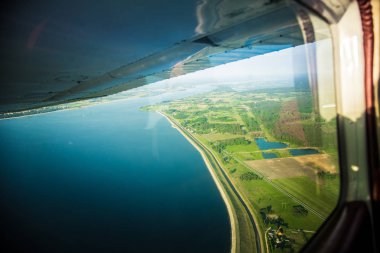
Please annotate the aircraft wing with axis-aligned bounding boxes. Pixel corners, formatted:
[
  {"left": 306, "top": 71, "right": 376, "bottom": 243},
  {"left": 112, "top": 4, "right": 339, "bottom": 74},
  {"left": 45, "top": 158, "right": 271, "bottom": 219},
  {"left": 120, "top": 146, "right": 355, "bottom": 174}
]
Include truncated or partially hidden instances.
[{"left": 0, "top": 0, "right": 306, "bottom": 113}]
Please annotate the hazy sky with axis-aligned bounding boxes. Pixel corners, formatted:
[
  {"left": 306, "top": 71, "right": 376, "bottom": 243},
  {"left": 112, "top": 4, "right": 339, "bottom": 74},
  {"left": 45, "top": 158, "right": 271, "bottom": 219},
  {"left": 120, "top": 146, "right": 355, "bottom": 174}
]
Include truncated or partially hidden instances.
[{"left": 142, "top": 45, "right": 300, "bottom": 91}]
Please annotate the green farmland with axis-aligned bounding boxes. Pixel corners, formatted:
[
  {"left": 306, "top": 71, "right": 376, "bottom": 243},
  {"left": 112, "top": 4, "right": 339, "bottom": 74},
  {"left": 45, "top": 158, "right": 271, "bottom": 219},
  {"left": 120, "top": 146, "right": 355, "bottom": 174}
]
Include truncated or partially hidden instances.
[{"left": 142, "top": 88, "right": 340, "bottom": 253}]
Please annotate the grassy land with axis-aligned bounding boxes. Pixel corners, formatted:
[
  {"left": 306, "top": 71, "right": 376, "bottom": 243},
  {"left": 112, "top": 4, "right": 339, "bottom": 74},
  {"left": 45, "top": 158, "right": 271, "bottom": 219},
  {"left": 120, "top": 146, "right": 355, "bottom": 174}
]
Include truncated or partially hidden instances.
[
  {"left": 142, "top": 88, "right": 340, "bottom": 253},
  {"left": 203, "top": 133, "right": 245, "bottom": 142},
  {"left": 226, "top": 143, "right": 260, "bottom": 153},
  {"left": 235, "top": 152, "right": 263, "bottom": 161},
  {"left": 273, "top": 177, "right": 339, "bottom": 218}
]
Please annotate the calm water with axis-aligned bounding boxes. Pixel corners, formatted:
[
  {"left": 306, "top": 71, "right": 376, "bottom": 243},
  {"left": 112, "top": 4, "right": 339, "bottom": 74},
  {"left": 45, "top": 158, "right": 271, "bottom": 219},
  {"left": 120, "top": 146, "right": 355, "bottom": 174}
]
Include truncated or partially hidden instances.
[
  {"left": 262, "top": 152, "right": 278, "bottom": 159},
  {"left": 0, "top": 94, "right": 229, "bottom": 253},
  {"left": 289, "top": 148, "right": 319, "bottom": 156},
  {"left": 255, "top": 137, "right": 288, "bottom": 150}
]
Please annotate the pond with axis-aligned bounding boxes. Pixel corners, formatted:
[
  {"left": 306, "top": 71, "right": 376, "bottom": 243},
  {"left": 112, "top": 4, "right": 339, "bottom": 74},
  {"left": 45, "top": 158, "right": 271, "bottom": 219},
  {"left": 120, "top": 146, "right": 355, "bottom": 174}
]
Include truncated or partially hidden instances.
[
  {"left": 254, "top": 137, "right": 288, "bottom": 150},
  {"left": 262, "top": 152, "right": 278, "bottom": 159},
  {"left": 289, "top": 148, "right": 320, "bottom": 156}
]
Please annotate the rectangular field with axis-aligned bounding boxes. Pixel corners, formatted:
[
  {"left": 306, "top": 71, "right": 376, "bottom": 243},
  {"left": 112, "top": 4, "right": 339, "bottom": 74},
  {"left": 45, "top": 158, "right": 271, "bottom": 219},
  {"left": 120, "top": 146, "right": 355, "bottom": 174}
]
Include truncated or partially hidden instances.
[
  {"left": 246, "top": 157, "right": 316, "bottom": 180},
  {"left": 245, "top": 154, "right": 336, "bottom": 180}
]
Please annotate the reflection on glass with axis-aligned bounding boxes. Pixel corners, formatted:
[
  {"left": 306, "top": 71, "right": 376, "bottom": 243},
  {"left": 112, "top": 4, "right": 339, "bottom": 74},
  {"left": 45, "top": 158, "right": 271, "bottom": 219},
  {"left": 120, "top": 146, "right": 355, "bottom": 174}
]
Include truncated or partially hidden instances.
[
  {"left": 141, "top": 41, "right": 339, "bottom": 252},
  {"left": 1, "top": 13, "right": 339, "bottom": 253}
]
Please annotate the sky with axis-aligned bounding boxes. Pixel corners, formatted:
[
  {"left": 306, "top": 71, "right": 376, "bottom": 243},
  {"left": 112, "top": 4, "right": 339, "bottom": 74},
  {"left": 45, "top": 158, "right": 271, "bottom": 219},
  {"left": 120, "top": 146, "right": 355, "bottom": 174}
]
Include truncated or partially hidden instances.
[{"left": 134, "top": 45, "right": 299, "bottom": 92}]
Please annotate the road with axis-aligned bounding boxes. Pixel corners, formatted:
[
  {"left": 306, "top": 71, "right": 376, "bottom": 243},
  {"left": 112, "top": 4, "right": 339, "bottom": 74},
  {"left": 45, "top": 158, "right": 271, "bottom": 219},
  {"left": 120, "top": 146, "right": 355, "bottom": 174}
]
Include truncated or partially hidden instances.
[{"left": 167, "top": 114, "right": 264, "bottom": 253}]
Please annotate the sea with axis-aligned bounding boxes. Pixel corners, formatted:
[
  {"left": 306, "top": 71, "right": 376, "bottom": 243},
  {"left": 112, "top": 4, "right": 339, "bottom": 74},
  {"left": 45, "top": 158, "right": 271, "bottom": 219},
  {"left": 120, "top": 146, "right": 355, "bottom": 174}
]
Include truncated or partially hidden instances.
[{"left": 0, "top": 89, "right": 230, "bottom": 253}]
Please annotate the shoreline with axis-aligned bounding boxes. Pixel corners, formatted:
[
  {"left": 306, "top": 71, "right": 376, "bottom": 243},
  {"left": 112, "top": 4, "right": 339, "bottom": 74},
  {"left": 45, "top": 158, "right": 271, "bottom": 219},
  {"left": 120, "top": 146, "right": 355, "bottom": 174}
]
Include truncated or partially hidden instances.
[
  {"left": 0, "top": 96, "right": 140, "bottom": 121},
  {"left": 158, "top": 111, "right": 237, "bottom": 253}
]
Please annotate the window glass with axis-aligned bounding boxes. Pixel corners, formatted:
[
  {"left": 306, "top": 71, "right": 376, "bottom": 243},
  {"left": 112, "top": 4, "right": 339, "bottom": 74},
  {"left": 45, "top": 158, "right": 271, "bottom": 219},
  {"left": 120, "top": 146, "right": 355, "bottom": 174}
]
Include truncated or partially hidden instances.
[
  {"left": 140, "top": 12, "right": 339, "bottom": 252},
  {"left": 0, "top": 7, "right": 339, "bottom": 253}
]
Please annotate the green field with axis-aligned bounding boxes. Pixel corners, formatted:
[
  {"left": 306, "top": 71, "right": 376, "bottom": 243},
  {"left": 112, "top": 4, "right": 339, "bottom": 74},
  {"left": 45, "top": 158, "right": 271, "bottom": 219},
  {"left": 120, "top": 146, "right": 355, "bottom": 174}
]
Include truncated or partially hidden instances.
[
  {"left": 273, "top": 177, "right": 339, "bottom": 218},
  {"left": 226, "top": 144, "right": 260, "bottom": 153},
  {"left": 203, "top": 133, "right": 245, "bottom": 142},
  {"left": 235, "top": 152, "right": 263, "bottom": 161},
  {"left": 142, "top": 88, "right": 340, "bottom": 253}
]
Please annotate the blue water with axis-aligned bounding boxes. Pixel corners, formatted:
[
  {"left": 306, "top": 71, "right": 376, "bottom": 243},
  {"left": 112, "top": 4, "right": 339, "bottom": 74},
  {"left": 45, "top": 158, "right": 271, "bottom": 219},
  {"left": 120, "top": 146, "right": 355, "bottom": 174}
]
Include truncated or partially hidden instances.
[
  {"left": 289, "top": 148, "right": 319, "bottom": 156},
  {"left": 254, "top": 137, "right": 288, "bottom": 150},
  {"left": 262, "top": 152, "right": 278, "bottom": 159},
  {"left": 0, "top": 93, "right": 229, "bottom": 252}
]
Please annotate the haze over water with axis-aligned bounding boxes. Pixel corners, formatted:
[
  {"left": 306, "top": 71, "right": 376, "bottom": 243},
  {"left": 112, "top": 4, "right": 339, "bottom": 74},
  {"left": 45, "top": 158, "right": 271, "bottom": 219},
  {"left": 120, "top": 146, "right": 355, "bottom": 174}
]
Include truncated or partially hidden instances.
[{"left": 0, "top": 90, "right": 230, "bottom": 253}]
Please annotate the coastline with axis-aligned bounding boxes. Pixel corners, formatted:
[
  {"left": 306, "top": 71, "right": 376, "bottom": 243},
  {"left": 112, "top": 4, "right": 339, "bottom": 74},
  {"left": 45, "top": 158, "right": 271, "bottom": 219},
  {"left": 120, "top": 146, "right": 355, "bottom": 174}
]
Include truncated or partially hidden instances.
[
  {"left": 158, "top": 111, "right": 237, "bottom": 253},
  {"left": 0, "top": 96, "right": 139, "bottom": 121}
]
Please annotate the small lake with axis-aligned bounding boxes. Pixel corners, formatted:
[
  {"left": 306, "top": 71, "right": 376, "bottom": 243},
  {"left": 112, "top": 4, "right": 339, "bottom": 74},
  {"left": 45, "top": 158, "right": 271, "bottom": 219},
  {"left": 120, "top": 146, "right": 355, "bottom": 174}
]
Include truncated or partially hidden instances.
[
  {"left": 254, "top": 137, "right": 288, "bottom": 150},
  {"left": 262, "top": 152, "right": 278, "bottom": 159},
  {"left": 289, "top": 148, "right": 320, "bottom": 156}
]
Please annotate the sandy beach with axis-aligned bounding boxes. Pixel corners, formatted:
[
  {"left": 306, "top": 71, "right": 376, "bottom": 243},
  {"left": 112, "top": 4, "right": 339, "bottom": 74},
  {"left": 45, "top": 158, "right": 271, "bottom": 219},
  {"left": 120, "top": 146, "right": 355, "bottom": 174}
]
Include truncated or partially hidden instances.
[{"left": 158, "top": 111, "right": 237, "bottom": 253}]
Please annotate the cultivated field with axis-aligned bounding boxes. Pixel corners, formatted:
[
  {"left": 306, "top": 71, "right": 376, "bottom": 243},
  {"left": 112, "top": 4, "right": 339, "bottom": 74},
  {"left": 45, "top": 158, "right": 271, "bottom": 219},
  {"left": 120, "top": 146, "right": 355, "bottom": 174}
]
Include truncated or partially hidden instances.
[
  {"left": 142, "top": 87, "right": 340, "bottom": 253},
  {"left": 246, "top": 157, "right": 318, "bottom": 180}
]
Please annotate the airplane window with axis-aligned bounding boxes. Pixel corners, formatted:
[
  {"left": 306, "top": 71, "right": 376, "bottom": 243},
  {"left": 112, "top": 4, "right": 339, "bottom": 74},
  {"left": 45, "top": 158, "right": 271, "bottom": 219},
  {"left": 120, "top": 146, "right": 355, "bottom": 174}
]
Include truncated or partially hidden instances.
[
  {"left": 0, "top": 2, "right": 342, "bottom": 253},
  {"left": 141, "top": 34, "right": 339, "bottom": 252},
  {"left": 1, "top": 48, "right": 339, "bottom": 253}
]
